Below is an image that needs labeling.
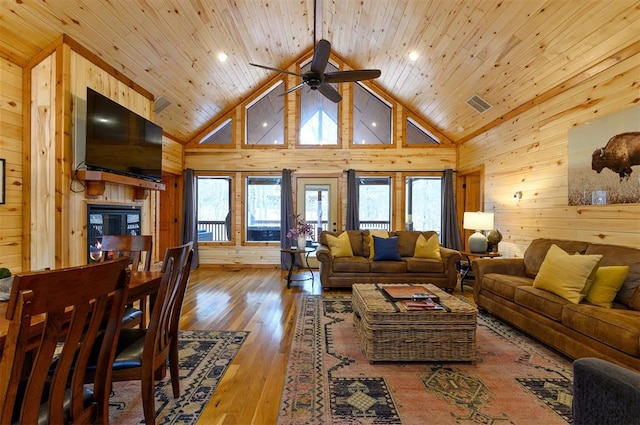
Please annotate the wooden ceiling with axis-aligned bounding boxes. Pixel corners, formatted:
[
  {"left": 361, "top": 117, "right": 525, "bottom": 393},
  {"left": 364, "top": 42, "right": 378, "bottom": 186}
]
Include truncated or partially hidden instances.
[{"left": 2, "top": 0, "right": 639, "bottom": 144}]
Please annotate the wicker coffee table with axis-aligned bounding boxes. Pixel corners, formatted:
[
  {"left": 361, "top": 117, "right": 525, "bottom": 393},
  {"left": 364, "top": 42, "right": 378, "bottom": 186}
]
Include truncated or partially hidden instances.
[{"left": 352, "top": 283, "right": 477, "bottom": 362}]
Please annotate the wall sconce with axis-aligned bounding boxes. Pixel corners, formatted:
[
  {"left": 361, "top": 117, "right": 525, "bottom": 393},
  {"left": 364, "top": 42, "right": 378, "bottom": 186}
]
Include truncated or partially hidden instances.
[{"left": 513, "top": 191, "right": 522, "bottom": 200}]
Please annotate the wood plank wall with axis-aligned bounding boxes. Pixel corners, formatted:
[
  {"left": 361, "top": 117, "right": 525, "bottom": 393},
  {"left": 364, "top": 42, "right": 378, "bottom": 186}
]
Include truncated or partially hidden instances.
[
  {"left": 185, "top": 53, "right": 458, "bottom": 266},
  {"left": 24, "top": 42, "right": 183, "bottom": 270},
  {"left": 0, "top": 58, "right": 23, "bottom": 273},
  {"left": 458, "top": 50, "right": 640, "bottom": 257}
]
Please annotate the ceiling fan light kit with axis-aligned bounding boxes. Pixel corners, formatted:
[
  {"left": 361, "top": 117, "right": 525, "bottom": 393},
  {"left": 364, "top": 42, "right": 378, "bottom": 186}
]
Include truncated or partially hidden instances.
[{"left": 250, "top": 39, "right": 381, "bottom": 103}]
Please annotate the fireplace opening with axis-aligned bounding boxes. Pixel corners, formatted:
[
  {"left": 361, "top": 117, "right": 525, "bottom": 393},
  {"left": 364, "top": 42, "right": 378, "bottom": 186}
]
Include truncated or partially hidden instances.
[{"left": 87, "top": 204, "right": 141, "bottom": 263}]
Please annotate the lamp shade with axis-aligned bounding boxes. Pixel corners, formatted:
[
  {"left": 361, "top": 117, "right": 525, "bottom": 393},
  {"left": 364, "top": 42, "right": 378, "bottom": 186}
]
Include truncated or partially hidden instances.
[
  {"left": 463, "top": 212, "right": 494, "bottom": 231},
  {"left": 463, "top": 212, "right": 494, "bottom": 253}
]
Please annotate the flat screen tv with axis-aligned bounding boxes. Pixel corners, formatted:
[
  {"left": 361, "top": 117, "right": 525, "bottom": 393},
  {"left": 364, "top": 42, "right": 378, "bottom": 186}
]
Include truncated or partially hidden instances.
[{"left": 85, "top": 87, "right": 163, "bottom": 182}]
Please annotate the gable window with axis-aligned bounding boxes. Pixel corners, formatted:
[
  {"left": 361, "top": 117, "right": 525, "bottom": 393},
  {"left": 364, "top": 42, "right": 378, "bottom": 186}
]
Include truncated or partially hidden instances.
[
  {"left": 353, "top": 83, "right": 392, "bottom": 145},
  {"left": 405, "top": 176, "right": 442, "bottom": 235},
  {"left": 200, "top": 118, "right": 232, "bottom": 145},
  {"left": 245, "top": 82, "right": 285, "bottom": 145},
  {"left": 358, "top": 176, "right": 392, "bottom": 230},
  {"left": 406, "top": 118, "right": 439, "bottom": 145},
  {"left": 299, "top": 61, "right": 339, "bottom": 145},
  {"left": 196, "top": 176, "right": 233, "bottom": 241},
  {"left": 246, "top": 176, "right": 281, "bottom": 242}
]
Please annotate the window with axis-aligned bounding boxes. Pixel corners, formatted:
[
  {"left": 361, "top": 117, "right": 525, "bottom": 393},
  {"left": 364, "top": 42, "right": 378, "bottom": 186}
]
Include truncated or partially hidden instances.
[
  {"left": 196, "top": 176, "right": 233, "bottom": 241},
  {"left": 246, "top": 176, "right": 281, "bottom": 242},
  {"left": 358, "top": 177, "right": 392, "bottom": 230},
  {"left": 245, "top": 82, "right": 285, "bottom": 145},
  {"left": 200, "top": 118, "right": 232, "bottom": 145},
  {"left": 406, "top": 117, "right": 439, "bottom": 145},
  {"left": 299, "top": 61, "right": 339, "bottom": 145},
  {"left": 405, "top": 176, "right": 442, "bottom": 236},
  {"left": 353, "top": 83, "right": 392, "bottom": 145}
]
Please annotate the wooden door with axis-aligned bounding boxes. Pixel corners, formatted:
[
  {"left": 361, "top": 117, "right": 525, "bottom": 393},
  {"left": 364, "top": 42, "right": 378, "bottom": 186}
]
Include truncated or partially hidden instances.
[
  {"left": 456, "top": 170, "right": 483, "bottom": 251},
  {"left": 158, "top": 172, "right": 182, "bottom": 257}
]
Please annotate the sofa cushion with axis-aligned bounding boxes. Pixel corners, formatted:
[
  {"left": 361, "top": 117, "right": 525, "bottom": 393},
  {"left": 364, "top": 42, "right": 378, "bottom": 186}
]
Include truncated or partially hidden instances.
[
  {"left": 368, "top": 230, "right": 389, "bottom": 259},
  {"left": 373, "top": 236, "right": 402, "bottom": 261},
  {"left": 481, "top": 273, "right": 533, "bottom": 302},
  {"left": 332, "top": 256, "right": 370, "bottom": 273},
  {"left": 523, "top": 239, "right": 590, "bottom": 278},
  {"left": 321, "top": 230, "right": 368, "bottom": 257},
  {"left": 404, "top": 257, "right": 444, "bottom": 273},
  {"left": 584, "top": 266, "right": 629, "bottom": 308},
  {"left": 514, "top": 286, "right": 569, "bottom": 322},
  {"left": 532, "top": 245, "right": 602, "bottom": 304},
  {"left": 370, "top": 260, "right": 407, "bottom": 273},
  {"left": 326, "top": 232, "right": 354, "bottom": 258},
  {"left": 563, "top": 304, "right": 640, "bottom": 357},
  {"left": 584, "top": 243, "right": 640, "bottom": 310},
  {"left": 414, "top": 234, "right": 441, "bottom": 260}
]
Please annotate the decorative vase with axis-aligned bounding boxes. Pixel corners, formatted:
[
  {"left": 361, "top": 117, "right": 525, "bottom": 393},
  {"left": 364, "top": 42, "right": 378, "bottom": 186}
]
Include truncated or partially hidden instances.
[{"left": 298, "top": 235, "right": 307, "bottom": 250}]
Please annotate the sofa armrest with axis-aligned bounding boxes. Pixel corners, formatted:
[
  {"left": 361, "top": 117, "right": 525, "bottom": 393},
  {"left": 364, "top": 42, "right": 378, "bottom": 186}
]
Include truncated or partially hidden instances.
[
  {"left": 572, "top": 357, "right": 640, "bottom": 425},
  {"left": 439, "top": 247, "right": 461, "bottom": 290},
  {"left": 316, "top": 244, "right": 332, "bottom": 263},
  {"left": 472, "top": 258, "right": 525, "bottom": 300}
]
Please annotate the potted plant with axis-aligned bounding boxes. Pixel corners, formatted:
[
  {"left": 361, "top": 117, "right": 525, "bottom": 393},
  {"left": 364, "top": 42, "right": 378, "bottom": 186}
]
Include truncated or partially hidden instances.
[{"left": 286, "top": 214, "right": 314, "bottom": 249}]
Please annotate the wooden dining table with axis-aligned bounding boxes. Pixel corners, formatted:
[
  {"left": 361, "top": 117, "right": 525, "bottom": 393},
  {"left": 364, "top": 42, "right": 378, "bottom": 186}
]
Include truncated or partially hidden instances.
[{"left": 0, "top": 270, "right": 163, "bottom": 354}]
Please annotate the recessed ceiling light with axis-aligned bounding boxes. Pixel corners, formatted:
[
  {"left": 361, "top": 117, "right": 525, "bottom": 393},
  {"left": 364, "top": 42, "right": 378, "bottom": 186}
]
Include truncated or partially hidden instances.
[
  {"left": 262, "top": 122, "right": 268, "bottom": 127},
  {"left": 409, "top": 51, "right": 419, "bottom": 61},
  {"left": 218, "top": 52, "right": 228, "bottom": 62},
  {"left": 372, "top": 122, "right": 377, "bottom": 127}
]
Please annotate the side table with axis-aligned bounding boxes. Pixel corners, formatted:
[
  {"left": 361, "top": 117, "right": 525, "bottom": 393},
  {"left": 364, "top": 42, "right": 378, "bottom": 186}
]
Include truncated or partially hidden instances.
[
  {"left": 281, "top": 247, "right": 315, "bottom": 288},
  {"left": 458, "top": 250, "right": 502, "bottom": 292}
]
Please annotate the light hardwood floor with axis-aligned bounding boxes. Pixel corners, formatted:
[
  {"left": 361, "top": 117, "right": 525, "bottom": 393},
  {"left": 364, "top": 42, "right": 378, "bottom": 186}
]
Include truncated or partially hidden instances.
[{"left": 180, "top": 266, "right": 469, "bottom": 424}]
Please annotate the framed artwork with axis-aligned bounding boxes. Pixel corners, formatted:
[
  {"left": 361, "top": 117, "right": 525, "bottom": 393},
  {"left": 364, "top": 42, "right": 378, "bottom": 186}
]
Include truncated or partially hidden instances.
[
  {"left": 0, "top": 158, "right": 4, "bottom": 205},
  {"left": 567, "top": 105, "right": 640, "bottom": 205}
]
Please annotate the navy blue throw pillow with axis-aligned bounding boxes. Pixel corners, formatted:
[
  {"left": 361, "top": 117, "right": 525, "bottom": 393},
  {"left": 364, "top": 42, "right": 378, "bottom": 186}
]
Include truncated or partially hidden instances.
[{"left": 373, "top": 236, "right": 402, "bottom": 261}]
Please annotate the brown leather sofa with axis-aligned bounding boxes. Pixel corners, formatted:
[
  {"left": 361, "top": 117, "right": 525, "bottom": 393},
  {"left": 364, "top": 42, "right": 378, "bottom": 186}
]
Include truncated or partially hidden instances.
[
  {"left": 316, "top": 230, "right": 461, "bottom": 291},
  {"left": 473, "top": 238, "right": 640, "bottom": 371}
]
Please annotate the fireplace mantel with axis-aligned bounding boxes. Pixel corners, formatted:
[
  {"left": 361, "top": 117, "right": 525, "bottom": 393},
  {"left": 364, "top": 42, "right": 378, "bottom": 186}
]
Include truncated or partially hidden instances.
[{"left": 77, "top": 170, "right": 165, "bottom": 200}]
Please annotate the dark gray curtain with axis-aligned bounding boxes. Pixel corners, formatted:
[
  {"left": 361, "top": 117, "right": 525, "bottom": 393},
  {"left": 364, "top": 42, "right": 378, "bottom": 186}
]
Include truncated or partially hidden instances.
[
  {"left": 280, "top": 169, "right": 296, "bottom": 269},
  {"left": 346, "top": 169, "right": 360, "bottom": 230},
  {"left": 441, "top": 168, "right": 462, "bottom": 250},
  {"left": 181, "top": 168, "right": 199, "bottom": 268}
]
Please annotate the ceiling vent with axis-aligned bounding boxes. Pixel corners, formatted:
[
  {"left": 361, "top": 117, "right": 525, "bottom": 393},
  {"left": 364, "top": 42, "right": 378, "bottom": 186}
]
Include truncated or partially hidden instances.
[
  {"left": 154, "top": 95, "right": 171, "bottom": 114},
  {"left": 466, "top": 94, "right": 492, "bottom": 114}
]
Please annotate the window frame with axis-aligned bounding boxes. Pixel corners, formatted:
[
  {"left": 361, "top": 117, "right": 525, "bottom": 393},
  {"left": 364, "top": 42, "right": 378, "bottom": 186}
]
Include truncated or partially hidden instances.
[
  {"left": 357, "top": 173, "right": 395, "bottom": 231},
  {"left": 195, "top": 173, "right": 235, "bottom": 245},
  {"left": 350, "top": 81, "right": 395, "bottom": 148},
  {"left": 242, "top": 172, "right": 283, "bottom": 245},
  {"left": 243, "top": 80, "right": 286, "bottom": 148},
  {"left": 295, "top": 58, "right": 342, "bottom": 148},
  {"left": 401, "top": 172, "right": 443, "bottom": 237}
]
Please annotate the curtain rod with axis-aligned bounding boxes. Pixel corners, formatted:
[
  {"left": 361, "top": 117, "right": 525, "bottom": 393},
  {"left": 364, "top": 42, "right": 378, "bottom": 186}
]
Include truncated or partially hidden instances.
[{"left": 185, "top": 169, "right": 457, "bottom": 173}]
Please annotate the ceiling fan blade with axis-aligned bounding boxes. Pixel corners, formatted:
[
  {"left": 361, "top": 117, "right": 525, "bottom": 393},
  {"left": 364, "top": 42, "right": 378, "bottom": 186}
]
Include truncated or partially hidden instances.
[
  {"left": 310, "top": 39, "right": 331, "bottom": 73},
  {"left": 250, "top": 63, "right": 302, "bottom": 77},
  {"left": 324, "top": 69, "right": 382, "bottom": 83},
  {"left": 279, "top": 82, "right": 307, "bottom": 97},
  {"left": 317, "top": 82, "right": 342, "bottom": 103}
]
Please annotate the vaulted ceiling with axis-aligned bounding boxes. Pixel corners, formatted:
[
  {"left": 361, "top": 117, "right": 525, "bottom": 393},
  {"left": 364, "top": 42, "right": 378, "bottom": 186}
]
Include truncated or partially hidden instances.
[{"left": 2, "top": 0, "right": 639, "bottom": 144}]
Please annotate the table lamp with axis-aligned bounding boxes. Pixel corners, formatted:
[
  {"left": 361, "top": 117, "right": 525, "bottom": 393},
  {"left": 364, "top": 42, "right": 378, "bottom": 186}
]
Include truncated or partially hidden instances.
[{"left": 463, "top": 211, "right": 494, "bottom": 253}]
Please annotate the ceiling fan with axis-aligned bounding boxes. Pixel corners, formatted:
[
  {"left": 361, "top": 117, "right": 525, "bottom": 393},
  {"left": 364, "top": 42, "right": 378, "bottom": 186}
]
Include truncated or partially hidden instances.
[{"left": 250, "top": 39, "right": 381, "bottom": 103}]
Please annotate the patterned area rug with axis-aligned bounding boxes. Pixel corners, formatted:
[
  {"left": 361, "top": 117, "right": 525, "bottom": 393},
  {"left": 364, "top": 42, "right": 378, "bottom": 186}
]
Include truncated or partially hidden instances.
[
  {"left": 109, "top": 329, "right": 248, "bottom": 424},
  {"left": 278, "top": 295, "right": 573, "bottom": 424}
]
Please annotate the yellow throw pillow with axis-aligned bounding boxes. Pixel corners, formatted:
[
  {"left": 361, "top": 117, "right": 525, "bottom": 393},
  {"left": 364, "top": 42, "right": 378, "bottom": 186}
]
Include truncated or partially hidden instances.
[
  {"left": 326, "top": 232, "right": 354, "bottom": 258},
  {"left": 532, "top": 244, "right": 602, "bottom": 304},
  {"left": 414, "top": 234, "right": 442, "bottom": 260},
  {"left": 585, "top": 266, "right": 629, "bottom": 308},
  {"left": 368, "top": 230, "right": 389, "bottom": 259}
]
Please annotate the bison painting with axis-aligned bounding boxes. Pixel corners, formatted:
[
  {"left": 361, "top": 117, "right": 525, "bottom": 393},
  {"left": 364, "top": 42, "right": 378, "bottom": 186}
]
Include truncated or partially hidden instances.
[{"left": 591, "top": 132, "right": 640, "bottom": 179}]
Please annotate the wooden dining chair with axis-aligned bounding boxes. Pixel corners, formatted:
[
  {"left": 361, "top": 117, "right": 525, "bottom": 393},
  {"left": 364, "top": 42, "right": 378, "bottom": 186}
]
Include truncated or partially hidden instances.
[
  {"left": 92, "top": 242, "right": 193, "bottom": 425},
  {"left": 100, "top": 235, "right": 153, "bottom": 328},
  {"left": 0, "top": 257, "right": 131, "bottom": 425}
]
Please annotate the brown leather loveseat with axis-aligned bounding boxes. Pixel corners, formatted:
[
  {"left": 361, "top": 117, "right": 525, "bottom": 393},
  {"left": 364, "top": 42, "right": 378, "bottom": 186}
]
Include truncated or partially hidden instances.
[{"left": 316, "top": 230, "right": 461, "bottom": 291}]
